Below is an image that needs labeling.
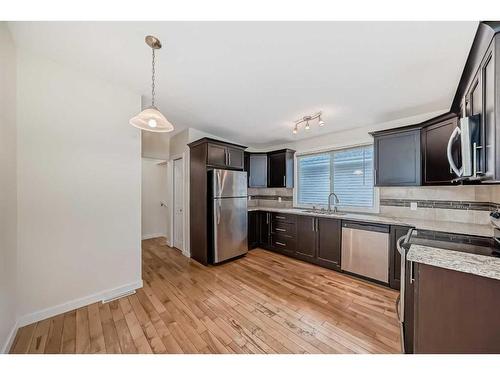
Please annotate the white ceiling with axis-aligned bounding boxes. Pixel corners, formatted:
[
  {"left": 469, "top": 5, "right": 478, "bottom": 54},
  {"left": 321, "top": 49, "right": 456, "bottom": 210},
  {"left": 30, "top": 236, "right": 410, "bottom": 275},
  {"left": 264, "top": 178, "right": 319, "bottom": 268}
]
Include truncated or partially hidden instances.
[{"left": 9, "top": 21, "right": 478, "bottom": 147}]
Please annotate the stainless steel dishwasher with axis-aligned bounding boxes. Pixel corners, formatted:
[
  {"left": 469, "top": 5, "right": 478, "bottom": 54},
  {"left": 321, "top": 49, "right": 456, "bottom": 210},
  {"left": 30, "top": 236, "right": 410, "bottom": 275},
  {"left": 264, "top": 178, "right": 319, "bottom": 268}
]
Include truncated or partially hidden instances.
[{"left": 341, "top": 221, "right": 390, "bottom": 283}]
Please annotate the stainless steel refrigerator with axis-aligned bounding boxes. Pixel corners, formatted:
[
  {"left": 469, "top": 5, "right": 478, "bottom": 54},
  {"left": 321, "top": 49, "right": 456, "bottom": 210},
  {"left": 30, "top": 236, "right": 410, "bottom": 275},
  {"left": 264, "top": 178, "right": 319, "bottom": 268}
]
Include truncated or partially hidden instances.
[{"left": 208, "top": 169, "right": 248, "bottom": 263}]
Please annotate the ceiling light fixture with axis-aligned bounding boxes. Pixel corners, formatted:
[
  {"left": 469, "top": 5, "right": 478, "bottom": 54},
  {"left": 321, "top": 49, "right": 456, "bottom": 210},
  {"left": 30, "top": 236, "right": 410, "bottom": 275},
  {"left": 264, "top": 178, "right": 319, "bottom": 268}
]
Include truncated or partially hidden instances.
[
  {"left": 129, "top": 35, "right": 174, "bottom": 133},
  {"left": 292, "top": 112, "right": 325, "bottom": 134}
]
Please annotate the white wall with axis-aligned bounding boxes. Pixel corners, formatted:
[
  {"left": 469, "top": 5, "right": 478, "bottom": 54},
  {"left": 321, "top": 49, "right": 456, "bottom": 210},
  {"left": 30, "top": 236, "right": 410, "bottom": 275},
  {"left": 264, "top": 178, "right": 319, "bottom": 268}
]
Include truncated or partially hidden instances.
[
  {"left": 142, "top": 131, "right": 169, "bottom": 160},
  {"left": 16, "top": 50, "right": 142, "bottom": 325},
  {"left": 141, "top": 158, "right": 168, "bottom": 240},
  {"left": 0, "top": 23, "right": 18, "bottom": 353}
]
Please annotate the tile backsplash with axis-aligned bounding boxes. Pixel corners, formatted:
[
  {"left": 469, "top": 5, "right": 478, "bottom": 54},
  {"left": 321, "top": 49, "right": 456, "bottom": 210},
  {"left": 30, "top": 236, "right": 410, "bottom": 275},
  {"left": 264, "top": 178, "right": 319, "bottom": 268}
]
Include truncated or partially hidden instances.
[
  {"left": 379, "top": 186, "right": 500, "bottom": 226},
  {"left": 248, "top": 188, "right": 293, "bottom": 208}
]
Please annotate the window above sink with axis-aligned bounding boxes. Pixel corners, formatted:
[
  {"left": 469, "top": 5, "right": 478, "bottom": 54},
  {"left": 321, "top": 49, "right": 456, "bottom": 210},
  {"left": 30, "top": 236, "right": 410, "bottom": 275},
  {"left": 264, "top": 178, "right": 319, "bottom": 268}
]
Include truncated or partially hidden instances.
[{"left": 294, "top": 144, "right": 379, "bottom": 213}]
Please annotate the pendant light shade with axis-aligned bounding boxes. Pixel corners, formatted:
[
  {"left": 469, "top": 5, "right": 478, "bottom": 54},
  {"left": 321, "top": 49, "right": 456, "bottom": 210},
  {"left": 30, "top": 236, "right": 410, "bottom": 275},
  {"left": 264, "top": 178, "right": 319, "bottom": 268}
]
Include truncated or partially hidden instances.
[
  {"left": 130, "top": 35, "right": 174, "bottom": 133},
  {"left": 130, "top": 106, "right": 174, "bottom": 132}
]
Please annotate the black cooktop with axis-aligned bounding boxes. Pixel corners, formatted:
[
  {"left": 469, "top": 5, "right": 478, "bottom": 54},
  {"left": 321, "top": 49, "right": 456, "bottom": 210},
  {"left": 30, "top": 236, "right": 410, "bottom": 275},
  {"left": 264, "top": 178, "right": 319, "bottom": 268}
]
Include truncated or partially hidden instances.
[{"left": 407, "top": 229, "right": 500, "bottom": 258}]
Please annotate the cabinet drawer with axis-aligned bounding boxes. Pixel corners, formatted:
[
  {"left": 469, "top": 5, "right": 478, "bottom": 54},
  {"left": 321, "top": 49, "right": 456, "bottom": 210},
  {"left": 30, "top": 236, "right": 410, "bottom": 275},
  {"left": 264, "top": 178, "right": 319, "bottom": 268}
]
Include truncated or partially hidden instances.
[
  {"left": 271, "top": 221, "right": 296, "bottom": 237},
  {"left": 271, "top": 234, "right": 296, "bottom": 252},
  {"left": 271, "top": 212, "right": 296, "bottom": 224}
]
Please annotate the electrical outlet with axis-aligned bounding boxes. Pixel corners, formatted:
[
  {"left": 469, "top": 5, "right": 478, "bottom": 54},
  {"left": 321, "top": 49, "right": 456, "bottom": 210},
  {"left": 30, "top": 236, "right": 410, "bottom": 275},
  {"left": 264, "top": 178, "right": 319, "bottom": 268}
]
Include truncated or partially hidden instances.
[
  {"left": 410, "top": 202, "right": 418, "bottom": 211},
  {"left": 278, "top": 197, "right": 282, "bottom": 202}
]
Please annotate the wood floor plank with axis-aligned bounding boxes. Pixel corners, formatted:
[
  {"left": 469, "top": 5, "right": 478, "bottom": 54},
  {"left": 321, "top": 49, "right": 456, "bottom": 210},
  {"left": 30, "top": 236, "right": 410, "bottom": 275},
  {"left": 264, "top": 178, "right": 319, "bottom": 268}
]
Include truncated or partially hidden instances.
[
  {"left": 44, "top": 314, "right": 65, "bottom": 353},
  {"left": 75, "top": 307, "right": 91, "bottom": 354},
  {"left": 9, "top": 239, "right": 400, "bottom": 354},
  {"left": 28, "top": 318, "right": 51, "bottom": 353},
  {"left": 88, "top": 303, "right": 106, "bottom": 353},
  {"left": 10, "top": 323, "right": 37, "bottom": 354},
  {"left": 99, "top": 303, "right": 122, "bottom": 354},
  {"left": 61, "top": 310, "right": 77, "bottom": 354}
]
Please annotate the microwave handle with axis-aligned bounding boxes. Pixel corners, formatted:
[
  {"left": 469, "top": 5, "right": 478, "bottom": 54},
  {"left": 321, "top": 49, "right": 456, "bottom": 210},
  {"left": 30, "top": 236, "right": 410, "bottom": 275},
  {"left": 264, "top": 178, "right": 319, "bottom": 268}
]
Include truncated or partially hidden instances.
[{"left": 447, "top": 126, "right": 463, "bottom": 177}]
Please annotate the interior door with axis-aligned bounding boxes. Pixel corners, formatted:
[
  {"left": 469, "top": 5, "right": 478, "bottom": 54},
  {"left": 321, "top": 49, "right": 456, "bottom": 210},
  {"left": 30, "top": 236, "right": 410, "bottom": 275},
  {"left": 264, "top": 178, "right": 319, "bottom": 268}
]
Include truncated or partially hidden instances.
[{"left": 173, "top": 158, "right": 184, "bottom": 250}]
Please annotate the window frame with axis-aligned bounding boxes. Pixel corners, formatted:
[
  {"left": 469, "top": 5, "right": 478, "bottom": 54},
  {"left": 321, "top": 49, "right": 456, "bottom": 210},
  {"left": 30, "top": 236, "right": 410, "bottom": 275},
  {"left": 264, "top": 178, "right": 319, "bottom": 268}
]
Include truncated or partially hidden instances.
[{"left": 293, "top": 143, "right": 380, "bottom": 214}]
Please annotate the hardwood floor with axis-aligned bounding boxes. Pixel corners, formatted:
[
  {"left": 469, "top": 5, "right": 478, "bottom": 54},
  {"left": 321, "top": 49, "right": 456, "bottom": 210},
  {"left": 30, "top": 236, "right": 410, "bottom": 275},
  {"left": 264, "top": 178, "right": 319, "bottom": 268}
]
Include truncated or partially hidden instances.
[{"left": 10, "top": 238, "right": 401, "bottom": 354}]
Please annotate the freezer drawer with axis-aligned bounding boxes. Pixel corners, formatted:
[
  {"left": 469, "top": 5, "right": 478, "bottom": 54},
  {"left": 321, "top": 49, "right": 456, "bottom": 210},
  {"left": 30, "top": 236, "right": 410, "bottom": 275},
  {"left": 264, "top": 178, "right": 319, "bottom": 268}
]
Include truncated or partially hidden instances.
[{"left": 341, "top": 224, "right": 389, "bottom": 283}]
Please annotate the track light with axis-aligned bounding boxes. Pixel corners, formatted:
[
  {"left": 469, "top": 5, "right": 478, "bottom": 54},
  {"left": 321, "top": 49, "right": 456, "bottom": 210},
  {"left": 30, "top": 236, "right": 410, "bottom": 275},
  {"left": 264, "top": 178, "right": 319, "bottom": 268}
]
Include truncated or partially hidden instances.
[{"left": 292, "top": 111, "right": 325, "bottom": 134}]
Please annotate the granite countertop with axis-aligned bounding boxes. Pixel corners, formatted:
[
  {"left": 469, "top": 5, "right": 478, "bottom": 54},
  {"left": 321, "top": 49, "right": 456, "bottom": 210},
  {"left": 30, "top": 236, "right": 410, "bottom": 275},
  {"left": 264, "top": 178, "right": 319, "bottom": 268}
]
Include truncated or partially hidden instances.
[
  {"left": 248, "top": 206, "right": 493, "bottom": 237},
  {"left": 407, "top": 244, "right": 500, "bottom": 281}
]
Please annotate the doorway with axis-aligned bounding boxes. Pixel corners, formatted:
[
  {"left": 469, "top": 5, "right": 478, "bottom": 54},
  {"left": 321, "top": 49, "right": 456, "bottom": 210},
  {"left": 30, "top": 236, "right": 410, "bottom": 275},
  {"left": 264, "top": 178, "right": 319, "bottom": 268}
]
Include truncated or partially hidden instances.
[{"left": 172, "top": 157, "right": 184, "bottom": 251}]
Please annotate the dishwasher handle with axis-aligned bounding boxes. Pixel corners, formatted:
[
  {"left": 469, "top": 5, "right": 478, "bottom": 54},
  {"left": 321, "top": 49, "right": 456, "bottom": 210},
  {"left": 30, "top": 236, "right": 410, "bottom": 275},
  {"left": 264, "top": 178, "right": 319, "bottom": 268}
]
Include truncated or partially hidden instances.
[{"left": 342, "top": 221, "right": 390, "bottom": 233}]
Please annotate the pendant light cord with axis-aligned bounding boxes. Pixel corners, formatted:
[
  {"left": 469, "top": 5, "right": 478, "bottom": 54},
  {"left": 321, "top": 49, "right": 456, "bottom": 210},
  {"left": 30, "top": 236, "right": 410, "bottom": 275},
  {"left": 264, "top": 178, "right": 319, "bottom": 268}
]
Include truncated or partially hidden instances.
[{"left": 151, "top": 48, "right": 156, "bottom": 107}]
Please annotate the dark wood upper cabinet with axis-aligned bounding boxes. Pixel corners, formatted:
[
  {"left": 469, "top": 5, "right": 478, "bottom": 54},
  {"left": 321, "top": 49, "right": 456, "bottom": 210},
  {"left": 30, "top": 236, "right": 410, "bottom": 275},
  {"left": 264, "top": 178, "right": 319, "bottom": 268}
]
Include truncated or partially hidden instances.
[
  {"left": 421, "top": 114, "right": 459, "bottom": 185},
  {"left": 295, "top": 216, "right": 316, "bottom": 260},
  {"left": 373, "top": 128, "right": 422, "bottom": 186},
  {"left": 247, "top": 153, "right": 268, "bottom": 187},
  {"left": 207, "top": 143, "right": 227, "bottom": 168},
  {"left": 226, "top": 146, "right": 244, "bottom": 169},
  {"left": 316, "top": 217, "right": 341, "bottom": 270},
  {"left": 267, "top": 149, "right": 295, "bottom": 188},
  {"left": 202, "top": 138, "right": 245, "bottom": 170}
]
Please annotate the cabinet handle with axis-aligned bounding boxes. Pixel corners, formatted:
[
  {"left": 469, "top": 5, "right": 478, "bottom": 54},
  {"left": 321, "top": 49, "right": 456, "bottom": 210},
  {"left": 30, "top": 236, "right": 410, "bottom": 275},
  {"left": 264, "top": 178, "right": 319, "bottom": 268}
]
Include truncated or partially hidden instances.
[
  {"left": 311, "top": 218, "right": 315, "bottom": 232},
  {"left": 275, "top": 241, "right": 286, "bottom": 246},
  {"left": 266, "top": 213, "right": 269, "bottom": 224},
  {"left": 409, "top": 261, "right": 415, "bottom": 284},
  {"left": 228, "top": 152, "right": 231, "bottom": 166},
  {"left": 224, "top": 150, "right": 228, "bottom": 165},
  {"left": 275, "top": 228, "right": 286, "bottom": 232},
  {"left": 315, "top": 218, "right": 319, "bottom": 232},
  {"left": 283, "top": 175, "right": 286, "bottom": 187},
  {"left": 276, "top": 215, "right": 285, "bottom": 219}
]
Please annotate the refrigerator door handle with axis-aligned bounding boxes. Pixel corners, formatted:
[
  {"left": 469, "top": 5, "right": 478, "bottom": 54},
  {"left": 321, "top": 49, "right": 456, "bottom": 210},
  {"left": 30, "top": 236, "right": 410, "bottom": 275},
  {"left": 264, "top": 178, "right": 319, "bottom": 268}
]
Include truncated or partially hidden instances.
[{"left": 217, "top": 199, "right": 221, "bottom": 225}]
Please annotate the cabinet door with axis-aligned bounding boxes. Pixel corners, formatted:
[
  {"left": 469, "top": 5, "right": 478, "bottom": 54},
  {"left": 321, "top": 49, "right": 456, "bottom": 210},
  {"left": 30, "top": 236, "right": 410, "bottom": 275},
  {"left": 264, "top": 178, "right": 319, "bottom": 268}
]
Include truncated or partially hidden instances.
[
  {"left": 374, "top": 130, "right": 421, "bottom": 186},
  {"left": 249, "top": 154, "right": 268, "bottom": 187},
  {"left": 296, "top": 216, "right": 316, "bottom": 260},
  {"left": 227, "top": 147, "right": 244, "bottom": 169},
  {"left": 422, "top": 118, "right": 458, "bottom": 185},
  {"left": 259, "top": 211, "right": 271, "bottom": 248},
  {"left": 389, "top": 226, "right": 411, "bottom": 290},
  {"left": 316, "top": 218, "right": 341, "bottom": 270},
  {"left": 268, "top": 152, "right": 286, "bottom": 187},
  {"left": 403, "top": 260, "right": 415, "bottom": 353},
  {"left": 207, "top": 143, "right": 227, "bottom": 167},
  {"left": 248, "top": 211, "right": 259, "bottom": 249}
]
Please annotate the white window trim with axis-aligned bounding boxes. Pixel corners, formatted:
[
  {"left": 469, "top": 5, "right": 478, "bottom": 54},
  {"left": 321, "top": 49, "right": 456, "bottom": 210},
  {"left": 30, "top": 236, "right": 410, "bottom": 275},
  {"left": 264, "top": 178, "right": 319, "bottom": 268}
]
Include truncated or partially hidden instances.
[{"left": 292, "top": 142, "right": 380, "bottom": 214}]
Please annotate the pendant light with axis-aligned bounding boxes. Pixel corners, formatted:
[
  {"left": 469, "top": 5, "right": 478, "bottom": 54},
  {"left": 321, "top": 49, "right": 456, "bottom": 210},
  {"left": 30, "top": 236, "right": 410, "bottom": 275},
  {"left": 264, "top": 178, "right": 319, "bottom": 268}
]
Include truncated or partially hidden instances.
[{"left": 130, "top": 35, "right": 174, "bottom": 132}]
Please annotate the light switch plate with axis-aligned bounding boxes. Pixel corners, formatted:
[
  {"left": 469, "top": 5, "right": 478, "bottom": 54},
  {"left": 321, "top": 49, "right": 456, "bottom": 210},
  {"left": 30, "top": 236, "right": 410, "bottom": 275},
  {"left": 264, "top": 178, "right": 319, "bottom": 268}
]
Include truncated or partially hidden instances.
[{"left": 410, "top": 202, "right": 418, "bottom": 211}]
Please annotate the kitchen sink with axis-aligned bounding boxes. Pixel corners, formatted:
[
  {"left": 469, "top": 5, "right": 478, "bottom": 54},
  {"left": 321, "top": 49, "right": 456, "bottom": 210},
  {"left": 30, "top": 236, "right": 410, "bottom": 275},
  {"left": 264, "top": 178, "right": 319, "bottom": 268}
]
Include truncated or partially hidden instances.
[{"left": 302, "top": 210, "right": 346, "bottom": 216}]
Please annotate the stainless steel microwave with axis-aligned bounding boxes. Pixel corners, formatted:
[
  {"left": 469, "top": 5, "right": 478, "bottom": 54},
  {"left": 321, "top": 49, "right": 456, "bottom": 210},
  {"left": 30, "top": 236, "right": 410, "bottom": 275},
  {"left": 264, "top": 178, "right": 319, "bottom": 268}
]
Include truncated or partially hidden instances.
[{"left": 447, "top": 114, "right": 482, "bottom": 181}]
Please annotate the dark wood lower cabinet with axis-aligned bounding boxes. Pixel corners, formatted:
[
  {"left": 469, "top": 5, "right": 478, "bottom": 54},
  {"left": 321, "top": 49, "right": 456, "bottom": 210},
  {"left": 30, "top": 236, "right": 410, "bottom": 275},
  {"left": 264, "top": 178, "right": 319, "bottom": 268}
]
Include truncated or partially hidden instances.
[
  {"left": 389, "top": 225, "right": 412, "bottom": 290},
  {"left": 316, "top": 217, "right": 341, "bottom": 270},
  {"left": 248, "top": 211, "right": 259, "bottom": 249},
  {"left": 259, "top": 211, "right": 271, "bottom": 247},
  {"left": 295, "top": 216, "right": 316, "bottom": 260},
  {"left": 406, "top": 262, "right": 500, "bottom": 353}
]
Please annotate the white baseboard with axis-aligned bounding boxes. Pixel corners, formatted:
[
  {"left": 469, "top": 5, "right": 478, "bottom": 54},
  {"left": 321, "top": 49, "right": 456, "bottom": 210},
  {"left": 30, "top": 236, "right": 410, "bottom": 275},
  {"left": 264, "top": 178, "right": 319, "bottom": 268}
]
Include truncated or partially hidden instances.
[
  {"left": 16, "top": 280, "right": 143, "bottom": 328},
  {"left": 142, "top": 233, "right": 167, "bottom": 240},
  {"left": 1, "top": 320, "right": 19, "bottom": 354}
]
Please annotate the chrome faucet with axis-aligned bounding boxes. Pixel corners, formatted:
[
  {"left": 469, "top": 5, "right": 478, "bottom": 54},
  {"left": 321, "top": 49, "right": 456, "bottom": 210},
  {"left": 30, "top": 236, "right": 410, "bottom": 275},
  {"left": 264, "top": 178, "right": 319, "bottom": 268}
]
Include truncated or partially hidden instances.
[{"left": 328, "top": 192, "right": 340, "bottom": 213}]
